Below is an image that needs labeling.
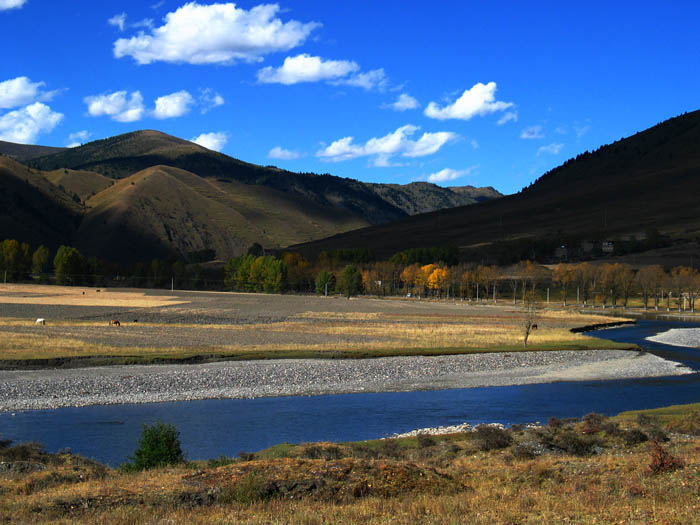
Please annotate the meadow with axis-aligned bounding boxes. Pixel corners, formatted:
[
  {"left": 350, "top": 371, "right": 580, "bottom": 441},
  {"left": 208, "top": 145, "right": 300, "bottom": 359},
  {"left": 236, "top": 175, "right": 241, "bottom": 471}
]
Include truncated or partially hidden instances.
[{"left": 0, "top": 283, "right": 634, "bottom": 367}]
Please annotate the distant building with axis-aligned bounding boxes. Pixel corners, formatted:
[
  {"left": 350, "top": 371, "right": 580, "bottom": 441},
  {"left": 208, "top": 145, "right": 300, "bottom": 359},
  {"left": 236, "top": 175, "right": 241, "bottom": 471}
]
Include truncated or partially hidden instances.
[
  {"left": 581, "top": 240, "right": 596, "bottom": 253},
  {"left": 555, "top": 245, "right": 568, "bottom": 259},
  {"left": 602, "top": 241, "right": 615, "bottom": 253}
]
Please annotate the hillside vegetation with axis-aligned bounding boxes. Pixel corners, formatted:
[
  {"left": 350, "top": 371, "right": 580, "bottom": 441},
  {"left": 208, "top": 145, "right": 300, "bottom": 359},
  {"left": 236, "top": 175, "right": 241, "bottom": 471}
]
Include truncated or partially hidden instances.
[{"left": 294, "top": 109, "right": 700, "bottom": 263}]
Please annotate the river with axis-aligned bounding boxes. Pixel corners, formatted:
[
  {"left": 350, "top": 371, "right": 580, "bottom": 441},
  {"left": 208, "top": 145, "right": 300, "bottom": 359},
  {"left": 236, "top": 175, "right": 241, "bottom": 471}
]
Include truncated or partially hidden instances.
[{"left": 1, "top": 319, "right": 699, "bottom": 467}]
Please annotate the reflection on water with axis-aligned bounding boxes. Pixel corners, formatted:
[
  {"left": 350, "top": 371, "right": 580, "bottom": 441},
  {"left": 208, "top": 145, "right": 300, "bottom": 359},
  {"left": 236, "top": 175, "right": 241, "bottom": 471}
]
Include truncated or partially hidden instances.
[{"left": 1, "top": 319, "right": 699, "bottom": 467}]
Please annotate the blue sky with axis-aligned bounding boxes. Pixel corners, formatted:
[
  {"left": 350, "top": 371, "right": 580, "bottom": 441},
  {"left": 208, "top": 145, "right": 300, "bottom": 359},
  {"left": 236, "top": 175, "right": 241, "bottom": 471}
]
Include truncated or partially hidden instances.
[{"left": 1, "top": 1, "right": 698, "bottom": 194}]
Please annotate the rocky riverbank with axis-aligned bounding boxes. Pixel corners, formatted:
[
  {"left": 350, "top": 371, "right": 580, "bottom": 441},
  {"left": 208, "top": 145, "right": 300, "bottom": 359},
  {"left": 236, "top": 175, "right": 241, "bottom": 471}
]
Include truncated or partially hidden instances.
[
  {"left": 0, "top": 350, "right": 692, "bottom": 412},
  {"left": 647, "top": 327, "right": 700, "bottom": 348}
]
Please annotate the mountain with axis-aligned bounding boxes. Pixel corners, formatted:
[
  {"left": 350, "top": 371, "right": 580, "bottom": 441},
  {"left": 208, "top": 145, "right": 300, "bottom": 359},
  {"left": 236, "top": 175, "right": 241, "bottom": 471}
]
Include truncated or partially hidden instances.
[
  {"left": 366, "top": 182, "right": 502, "bottom": 215},
  {"left": 1, "top": 130, "right": 499, "bottom": 262},
  {"left": 0, "top": 140, "right": 65, "bottom": 162},
  {"left": 291, "top": 109, "right": 700, "bottom": 263}
]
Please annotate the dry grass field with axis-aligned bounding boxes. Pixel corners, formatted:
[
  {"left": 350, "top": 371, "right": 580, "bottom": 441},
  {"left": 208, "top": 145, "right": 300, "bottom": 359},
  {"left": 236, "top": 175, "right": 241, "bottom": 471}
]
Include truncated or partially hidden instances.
[
  {"left": 0, "top": 284, "right": 634, "bottom": 366},
  {"left": 1, "top": 404, "right": 699, "bottom": 523}
]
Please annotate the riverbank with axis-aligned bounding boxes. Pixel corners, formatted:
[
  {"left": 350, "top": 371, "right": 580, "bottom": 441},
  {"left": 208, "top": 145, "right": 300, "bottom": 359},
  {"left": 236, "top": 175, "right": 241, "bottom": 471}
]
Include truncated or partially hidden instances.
[
  {"left": 647, "top": 327, "right": 700, "bottom": 348},
  {"left": 0, "top": 349, "right": 692, "bottom": 412}
]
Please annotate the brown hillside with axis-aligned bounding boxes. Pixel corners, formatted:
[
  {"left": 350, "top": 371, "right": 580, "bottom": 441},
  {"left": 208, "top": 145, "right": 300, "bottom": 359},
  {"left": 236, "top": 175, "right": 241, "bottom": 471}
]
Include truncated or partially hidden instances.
[
  {"left": 0, "top": 141, "right": 65, "bottom": 162},
  {"left": 44, "top": 168, "right": 113, "bottom": 202},
  {"left": 79, "top": 165, "right": 369, "bottom": 262},
  {"left": 0, "top": 156, "right": 81, "bottom": 248}
]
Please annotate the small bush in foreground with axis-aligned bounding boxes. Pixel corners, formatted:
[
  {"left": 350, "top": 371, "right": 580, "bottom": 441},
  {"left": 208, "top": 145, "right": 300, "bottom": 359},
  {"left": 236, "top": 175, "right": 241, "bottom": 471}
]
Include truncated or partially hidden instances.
[
  {"left": 122, "top": 422, "right": 184, "bottom": 471},
  {"left": 474, "top": 425, "right": 512, "bottom": 451},
  {"left": 648, "top": 440, "right": 683, "bottom": 474}
]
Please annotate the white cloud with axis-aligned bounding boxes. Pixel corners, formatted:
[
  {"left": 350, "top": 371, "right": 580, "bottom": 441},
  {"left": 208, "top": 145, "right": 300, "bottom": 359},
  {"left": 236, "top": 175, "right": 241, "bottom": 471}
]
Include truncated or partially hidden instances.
[
  {"left": 0, "top": 76, "right": 53, "bottom": 109},
  {"left": 0, "top": 0, "right": 26, "bottom": 10},
  {"left": 574, "top": 125, "right": 591, "bottom": 139},
  {"left": 470, "top": 139, "right": 479, "bottom": 150},
  {"left": 66, "top": 130, "right": 91, "bottom": 147},
  {"left": 520, "top": 125, "right": 544, "bottom": 139},
  {"left": 537, "top": 143, "right": 563, "bottom": 156},
  {"left": 333, "top": 68, "right": 388, "bottom": 91},
  {"left": 132, "top": 18, "right": 154, "bottom": 29},
  {"left": 152, "top": 90, "right": 194, "bottom": 119},
  {"left": 425, "top": 82, "right": 513, "bottom": 120},
  {"left": 114, "top": 2, "right": 319, "bottom": 65},
  {"left": 268, "top": 146, "right": 300, "bottom": 160},
  {"left": 84, "top": 90, "right": 145, "bottom": 122},
  {"left": 383, "top": 93, "right": 419, "bottom": 111},
  {"left": 0, "top": 102, "right": 63, "bottom": 144},
  {"left": 108, "top": 12, "right": 127, "bottom": 31},
  {"left": 258, "top": 54, "right": 359, "bottom": 85},
  {"left": 426, "top": 167, "right": 477, "bottom": 184},
  {"left": 497, "top": 111, "right": 518, "bottom": 125},
  {"left": 199, "top": 88, "right": 224, "bottom": 113},
  {"left": 191, "top": 131, "right": 228, "bottom": 152},
  {"left": 316, "top": 124, "right": 457, "bottom": 166}
]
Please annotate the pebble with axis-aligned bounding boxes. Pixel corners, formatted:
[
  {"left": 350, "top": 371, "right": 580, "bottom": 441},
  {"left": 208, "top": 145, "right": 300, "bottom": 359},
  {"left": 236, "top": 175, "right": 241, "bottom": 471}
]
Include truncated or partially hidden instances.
[{"left": 0, "top": 350, "right": 692, "bottom": 413}]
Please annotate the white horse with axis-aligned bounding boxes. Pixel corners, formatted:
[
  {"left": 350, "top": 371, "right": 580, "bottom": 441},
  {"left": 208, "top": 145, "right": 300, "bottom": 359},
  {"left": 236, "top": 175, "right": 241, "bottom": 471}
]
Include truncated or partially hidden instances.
[{"left": 35, "top": 318, "right": 46, "bottom": 325}]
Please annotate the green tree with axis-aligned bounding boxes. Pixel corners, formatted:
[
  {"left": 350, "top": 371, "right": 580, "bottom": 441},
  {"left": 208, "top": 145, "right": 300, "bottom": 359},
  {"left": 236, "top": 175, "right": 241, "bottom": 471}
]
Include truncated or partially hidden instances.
[
  {"left": 122, "top": 422, "right": 185, "bottom": 471},
  {"left": 339, "top": 264, "right": 363, "bottom": 298},
  {"left": 315, "top": 270, "right": 336, "bottom": 295},
  {"left": 31, "top": 245, "right": 51, "bottom": 276},
  {"left": 53, "top": 245, "right": 85, "bottom": 285}
]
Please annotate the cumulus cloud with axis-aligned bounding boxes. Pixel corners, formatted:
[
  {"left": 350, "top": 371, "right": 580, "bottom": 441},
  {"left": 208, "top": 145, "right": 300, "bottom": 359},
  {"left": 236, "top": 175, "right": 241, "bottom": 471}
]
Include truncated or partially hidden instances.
[
  {"left": 108, "top": 12, "right": 127, "bottom": 31},
  {"left": 191, "top": 131, "right": 228, "bottom": 152},
  {"left": 84, "top": 90, "right": 145, "bottom": 122},
  {"left": 268, "top": 146, "right": 300, "bottom": 160},
  {"left": 199, "top": 88, "right": 224, "bottom": 113},
  {"left": 497, "top": 111, "right": 518, "bottom": 125},
  {"left": 425, "top": 82, "right": 513, "bottom": 121},
  {"left": 520, "top": 125, "right": 544, "bottom": 139},
  {"left": 317, "top": 124, "right": 456, "bottom": 166},
  {"left": 537, "top": 143, "right": 563, "bottom": 156},
  {"left": 152, "top": 90, "right": 194, "bottom": 119},
  {"left": 66, "top": 130, "right": 91, "bottom": 148},
  {"left": 0, "top": 102, "right": 63, "bottom": 144},
  {"left": 114, "top": 2, "right": 319, "bottom": 65},
  {"left": 383, "top": 93, "right": 419, "bottom": 111},
  {"left": 0, "top": 76, "right": 56, "bottom": 109},
  {"left": 258, "top": 54, "right": 359, "bottom": 85},
  {"left": 0, "top": 0, "right": 27, "bottom": 10},
  {"left": 426, "top": 167, "right": 477, "bottom": 184},
  {"left": 332, "top": 68, "right": 388, "bottom": 91}
]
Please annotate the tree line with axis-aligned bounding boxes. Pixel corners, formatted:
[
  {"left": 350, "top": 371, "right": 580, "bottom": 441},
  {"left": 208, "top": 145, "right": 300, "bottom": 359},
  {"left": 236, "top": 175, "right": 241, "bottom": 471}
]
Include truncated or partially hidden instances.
[{"left": 4, "top": 236, "right": 700, "bottom": 312}]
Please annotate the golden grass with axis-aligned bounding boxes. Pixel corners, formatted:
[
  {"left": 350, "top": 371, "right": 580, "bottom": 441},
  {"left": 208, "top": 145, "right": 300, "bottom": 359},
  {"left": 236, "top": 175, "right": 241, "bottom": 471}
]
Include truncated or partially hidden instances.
[{"left": 0, "top": 283, "right": 186, "bottom": 308}]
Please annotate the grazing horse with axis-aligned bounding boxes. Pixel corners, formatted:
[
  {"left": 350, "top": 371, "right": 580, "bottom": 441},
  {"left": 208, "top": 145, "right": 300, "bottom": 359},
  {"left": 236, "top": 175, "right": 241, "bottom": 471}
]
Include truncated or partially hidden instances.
[
  {"left": 531, "top": 323, "right": 538, "bottom": 330},
  {"left": 109, "top": 319, "right": 121, "bottom": 327},
  {"left": 35, "top": 318, "right": 46, "bottom": 325}
]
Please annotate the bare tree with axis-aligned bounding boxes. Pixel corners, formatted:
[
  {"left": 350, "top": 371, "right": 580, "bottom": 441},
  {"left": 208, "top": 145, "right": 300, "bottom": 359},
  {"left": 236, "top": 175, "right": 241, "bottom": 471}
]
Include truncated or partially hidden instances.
[{"left": 523, "top": 291, "right": 538, "bottom": 347}]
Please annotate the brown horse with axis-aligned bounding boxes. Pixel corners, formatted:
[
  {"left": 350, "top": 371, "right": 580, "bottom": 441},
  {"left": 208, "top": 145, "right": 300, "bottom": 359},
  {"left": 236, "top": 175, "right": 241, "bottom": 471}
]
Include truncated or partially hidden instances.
[{"left": 109, "top": 319, "right": 121, "bottom": 327}]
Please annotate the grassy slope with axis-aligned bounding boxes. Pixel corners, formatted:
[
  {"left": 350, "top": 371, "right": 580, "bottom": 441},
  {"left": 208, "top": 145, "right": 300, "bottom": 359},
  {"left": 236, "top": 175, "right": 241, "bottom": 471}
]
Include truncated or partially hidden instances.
[
  {"left": 1, "top": 403, "right": 699, "bottom": 523},
  {"left": 0, "top": 141, "right": 65, "bottom": 161},
  {"left": 0, "top": 156, "right": 82, "bottom": 248},
  {"left": 77, "top": 165, "right": 369, "bottom": 262},
  {"left": 293, "top": 109, "right": 700, "bottom": 260},
  {"left": 44, "top": 168, "right": 113, "bottom": 201}
]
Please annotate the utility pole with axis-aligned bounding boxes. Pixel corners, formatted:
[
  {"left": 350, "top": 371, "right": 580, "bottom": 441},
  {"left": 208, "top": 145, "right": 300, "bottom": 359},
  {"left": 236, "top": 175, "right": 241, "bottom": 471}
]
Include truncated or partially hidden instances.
[{"left": 171, "top": 277, "right": 174, "bottom": 291}]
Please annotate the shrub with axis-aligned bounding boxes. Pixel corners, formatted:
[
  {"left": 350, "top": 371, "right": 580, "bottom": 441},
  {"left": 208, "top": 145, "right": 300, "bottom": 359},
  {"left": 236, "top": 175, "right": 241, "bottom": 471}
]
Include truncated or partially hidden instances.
[
  {"left": 417, "top": 434, "right": 436, "bottom": 448},
  {"left": 648, "top": 440, "right": 683, "bottom": 474},
  {"left": 666, "top": 410, "right": 700, "bottom": 436},
  {"left": 622, "top": 429, "right": 649, "bottom": 446},
  {"left": 122, "top": 422, "right": 185, "bottom": 471},
  {"left": 473, "top": 425, "right": 512, "bottom": 451},
  {"left": 579, "top": 413, "right": 607, "bottom": 434},
  {"left": 551, "top": 429, "right": 601, "bottom": 456},
  {"left": 221, "top": 473, "right": 276, "bottom": 504}
]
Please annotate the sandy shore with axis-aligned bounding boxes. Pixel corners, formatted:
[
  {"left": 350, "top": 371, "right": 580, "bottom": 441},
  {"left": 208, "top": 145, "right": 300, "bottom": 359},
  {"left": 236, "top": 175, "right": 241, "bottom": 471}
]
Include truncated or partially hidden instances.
[{"left": 0, "top": 350, "right": 693, "bottom": 412}]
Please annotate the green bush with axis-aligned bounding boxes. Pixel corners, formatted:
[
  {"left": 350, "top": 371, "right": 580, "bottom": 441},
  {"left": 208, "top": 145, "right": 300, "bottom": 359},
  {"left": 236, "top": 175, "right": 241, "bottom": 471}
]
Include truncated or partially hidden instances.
[
  {"left": 473, "top": 425, "right": 512, "bottom": 451},
  {"left": 122, "top": 422, "right": 185, "bottom": 471}
]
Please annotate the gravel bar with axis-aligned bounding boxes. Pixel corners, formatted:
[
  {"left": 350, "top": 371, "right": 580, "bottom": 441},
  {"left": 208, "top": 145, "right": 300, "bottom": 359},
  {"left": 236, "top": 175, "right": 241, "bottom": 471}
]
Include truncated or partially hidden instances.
[
  {"left": 0, "top": 350, "right": 693, "bottom": 412},
  {"left": 647, "top": 328, "right": 700, "bottom": 348}
]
